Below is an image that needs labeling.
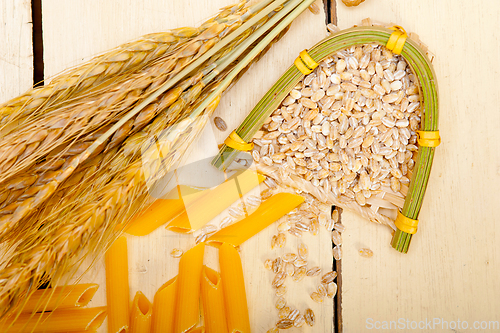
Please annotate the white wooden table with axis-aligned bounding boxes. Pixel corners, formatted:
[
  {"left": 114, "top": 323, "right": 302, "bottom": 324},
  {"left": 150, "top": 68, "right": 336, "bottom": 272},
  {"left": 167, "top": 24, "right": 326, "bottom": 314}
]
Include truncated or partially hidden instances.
[
  {"left": 1, "top": 0, "right": 499, "bottom": 332},
  {"left": 337, "top": 1, "right": 500, "bottom": 332}
]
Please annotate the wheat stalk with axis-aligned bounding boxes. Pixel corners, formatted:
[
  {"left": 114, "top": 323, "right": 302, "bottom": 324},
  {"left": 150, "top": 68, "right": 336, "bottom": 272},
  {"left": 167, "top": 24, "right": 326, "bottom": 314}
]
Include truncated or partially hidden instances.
[
  {"left": 0, "top": 6, "right": 262, "bottom": 228},
  {"left": 0, "top": 0, "right": 252, "bottom": 129}
]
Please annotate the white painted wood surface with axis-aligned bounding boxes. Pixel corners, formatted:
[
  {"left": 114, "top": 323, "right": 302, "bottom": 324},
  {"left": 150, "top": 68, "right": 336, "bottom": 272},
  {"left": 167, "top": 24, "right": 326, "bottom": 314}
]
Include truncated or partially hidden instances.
[
  {"left": 0, "top": 0, "right": 32, "bottom": 102},
  {"left": 41, "top": 1, "right": 332, "bottom": 332},
  {"left": 337, "top": 1, "right": 500, "bottom": 332}
]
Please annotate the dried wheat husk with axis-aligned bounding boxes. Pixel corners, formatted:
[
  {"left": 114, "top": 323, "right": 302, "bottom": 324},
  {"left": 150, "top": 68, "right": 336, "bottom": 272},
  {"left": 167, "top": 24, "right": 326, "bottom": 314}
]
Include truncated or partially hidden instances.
[{"left": 213, "top": 21, "right": 438, "bottom": 253}]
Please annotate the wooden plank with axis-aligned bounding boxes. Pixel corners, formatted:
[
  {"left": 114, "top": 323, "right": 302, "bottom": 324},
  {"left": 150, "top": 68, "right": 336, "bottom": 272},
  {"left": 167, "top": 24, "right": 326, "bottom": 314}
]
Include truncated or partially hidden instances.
[
  {"left": 41, "top": 1, "right": 333, "bottom": 332},
  {"left": 0, "top": 0, "right": 33, "bottom": 102},
  {"left": 336, "top": 1, "right": 500, "bottom": 332}
]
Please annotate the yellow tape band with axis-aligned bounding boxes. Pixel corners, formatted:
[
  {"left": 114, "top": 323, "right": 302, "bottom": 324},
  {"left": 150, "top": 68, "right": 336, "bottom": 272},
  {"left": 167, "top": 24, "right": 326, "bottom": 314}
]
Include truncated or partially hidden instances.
[
  {"left": 386, "top": 26, "right": 407, "bottom": 55},
  {"left": 224, "top": 130, "right": 254, "bottom": 151},
  {"left": 294, "top": 50, "right": 318, "bottom": 75},
  {"left": 294, "top": 56, "right": 313, "bottom": 75},
  {"left": 417, "top": 130, "right": 441, "bottom": 147},
  {"left": 299, "top": 50, "right": 319, "bottom": 71},
  {"left": 394, "top": 211, "right": 419, "bottom": 234}
]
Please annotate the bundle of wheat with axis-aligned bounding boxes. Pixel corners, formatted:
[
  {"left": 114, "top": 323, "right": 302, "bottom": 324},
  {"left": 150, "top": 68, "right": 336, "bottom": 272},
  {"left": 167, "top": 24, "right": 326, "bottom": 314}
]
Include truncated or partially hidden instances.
[{"left": 0, "top": 0, "right": 318, "bottom": 317}]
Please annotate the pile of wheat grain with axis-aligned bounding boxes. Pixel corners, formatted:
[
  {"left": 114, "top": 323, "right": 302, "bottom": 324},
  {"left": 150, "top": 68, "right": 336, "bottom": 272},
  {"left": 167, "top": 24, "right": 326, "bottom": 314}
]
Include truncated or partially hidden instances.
[{"left": 252, "top": 43, "right": 421, "bottom": 211}]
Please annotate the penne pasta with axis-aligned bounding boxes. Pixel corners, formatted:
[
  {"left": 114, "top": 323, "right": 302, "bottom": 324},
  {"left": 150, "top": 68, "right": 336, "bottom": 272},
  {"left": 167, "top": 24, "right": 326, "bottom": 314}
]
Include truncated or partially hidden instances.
[
  {"left": 105, "top": 236, "right": 130, "bottom": 333},
  {"left": 206, "top": 193, "right": 305, "bottom": 247},
  {"left": 219, "top": 243, "right": 250, "bottom": 333},
  {"left": 16, "top": 283, "right": 98, "bottom": 313},
  {"left": 151, "top": 277, "right": 177, "bottom": 333},
  {"left": 200, "top": 266, "right": 228, "bottom": 333},
  {"left": 0, "top": 306, "right": 107, "bottom": 332},
  {"left": 130, "top": 291, "right": 152, "bottom": 333},
  {"left": 175, "top": 242, "right": 206, "bottom": 333},
  {"left": 167, "top": 170, "right": 265, "bottom": 233},
  {"left": 125, "top": 185, "right": 204, "bottom": 236}
]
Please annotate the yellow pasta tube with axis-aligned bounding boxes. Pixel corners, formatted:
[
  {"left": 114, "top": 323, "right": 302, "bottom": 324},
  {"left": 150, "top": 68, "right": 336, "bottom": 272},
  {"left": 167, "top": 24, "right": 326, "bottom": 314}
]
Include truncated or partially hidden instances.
[
  {"left": 125, "top": 185, "right": 205, "bottom": 236},
  {"left": 200, "top": 266, "right": 228, "bottom": 333},
  {"left": 130, "top": 291, "right": 152, "bottom": 333},
  {"left": 167, "top": 170, "right": 265, "bottom": 233},
  {"left": 219, "top": 243, "right": 250, "bottom": 333},
  {"left": 175, "top": 242, "right": 205, "bottom": 333},
  {"left": 151, "top": 277, "right": 177, "bottom": 333},
  {"left": 206, "top": 193, "right": 304, "bottom": 247},
  {"left": 17, "top": 283, "right": 98, "bottom": 313},
  {"left": 105, "top": 236, "right": 129, "bottom": 333},
  {"left": 0, "top": 306, "right": 107, "bottom": 332}
]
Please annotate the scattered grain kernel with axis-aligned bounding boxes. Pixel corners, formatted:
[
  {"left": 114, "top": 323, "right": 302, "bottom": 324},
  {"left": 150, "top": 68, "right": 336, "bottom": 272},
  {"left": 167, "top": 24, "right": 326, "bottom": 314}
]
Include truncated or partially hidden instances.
[
  {"left": 170, "top": 248, "right": 183, "bottom": 258},
  {"left": 331, "top": 209, "right": 339, "bottom": 222},
  {"left": 271, "top": 235, "right": 278, "bottom": 249},
  {"left": 277, "top": 319, "right": 294, "bottom": 329},
  {"left": 278, "top": 221, "right": 291, "bottom": 232},
  {"left": 213, "top": 116, "right": 227, "bottom": 131},
  {"left": 294, "top": 314, "right": 306, "bottom": 328},
  {"left": 334, "top": 222, "right": 345, "bottom": 232},
  {"left": 359, "top": 248, "right": 374, "bottom": 258},
  {"left": 309, "top": 219, "right": 319, "bottom": 235},
  {"left": 331, "top": 230, "right": 342, "bottom": 245},
  {"left": 306, "top": 266, "right": 321, "bottom": 277},
  {"left": 327, "top": 282, "right": 338, "bottom": 298},
  {"left": 310, "top": 291, "right": 324, "bottom": 303},
  {"left": 272, "top": 258, "right": 283, "bottom": 274},
  {"left": 277, "top": 232, "right": 286, "bottom": 248},
  {"left": 275, "top": 297, "right": 286, "bottom": 309},
  {"left": 292, "top": 267, "right": 306, "bottom": 282},
  {"left": 261, "top": 188, "right": 273, "bottom": 200},
  {"left": 288, "top": 228, "right": 303, "bottom": 238},
  {"left": 341, "top": 0, "right": 366, "bottom": 6},
  {"left": 276, "top": 285, "right": 287, "bottom": 296},
  {"left": 282, "top": 253, "right": 298, "bottom": 262},
  {"left": 325, "top": 218, "right": 335, "bottom": 231},
  {"left": 272, "top": 272, "right": 286, "bottom": 288},
  {"left": 195, "top": 233, "right": 207, "bottom": 244},
  {"left": 305, "top": 308, "right": 315, "bottom": 326},
  {"left": 279, "top": 306, "right": 291, "bottom": 319},
  {"left": 317, "top": 283, "right": 327, "bottom": 297},
  {"left": 294, "top": 259, "right": 307, "bottom": 267},
  {"left": 298, "top": 243, "right": 308, "bottom": 259},
  {"left": 246, "top": 195, "right": 261, "bottom": 207},
  {"left": 228, "top": 206, "right": 244, "bottom": 219},
  {"left": 321, "top": 271, "right": 337, "bottom": 284},
  {"left": 333, "top": 245, "right": 342, "bottom": 260},
  {"left": 288, "top": 309, "right": 300, "bottom": 321}
]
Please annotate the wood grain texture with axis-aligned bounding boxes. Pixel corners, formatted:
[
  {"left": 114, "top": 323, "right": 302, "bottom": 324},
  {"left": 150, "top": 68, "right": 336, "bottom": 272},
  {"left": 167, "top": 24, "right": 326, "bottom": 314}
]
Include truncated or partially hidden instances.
[
  {"left": 41, "top": 1, "right": 333, "bottom": 332},
  {"left": 336, "top": 1, "right": 500, "bottom": 332},
  {"left": 0, "top": 0, "right": 33, "bottom": 103}
]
